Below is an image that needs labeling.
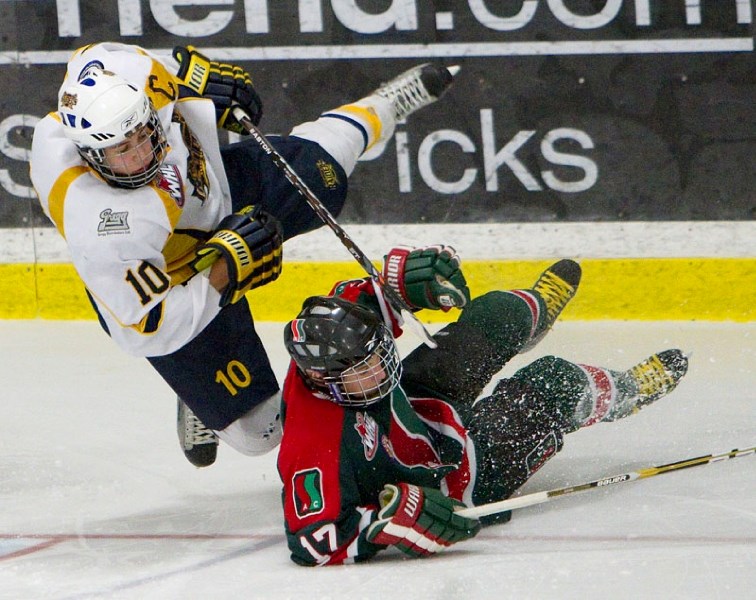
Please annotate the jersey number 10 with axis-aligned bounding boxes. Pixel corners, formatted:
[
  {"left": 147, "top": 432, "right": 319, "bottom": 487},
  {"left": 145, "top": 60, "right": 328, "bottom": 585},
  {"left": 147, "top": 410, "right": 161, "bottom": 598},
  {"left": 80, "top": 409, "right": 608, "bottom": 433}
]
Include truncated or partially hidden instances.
[{"left": 216, "top": 360, "right": 252, "bottom": 396}]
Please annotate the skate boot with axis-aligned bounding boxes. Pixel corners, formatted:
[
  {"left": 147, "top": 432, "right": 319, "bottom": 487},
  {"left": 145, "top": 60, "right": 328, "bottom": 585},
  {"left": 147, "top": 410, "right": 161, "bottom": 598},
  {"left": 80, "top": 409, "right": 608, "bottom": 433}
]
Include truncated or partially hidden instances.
[
  {"left": 374, "top": 63, "right": 460, "bottom": 122},
  {"left": 618, "top": 349, "right": 689, "bottom": 413},
  {"left": 177, "top": 397, "right": 219, "bottom": 468},
  {"left": 521, "top": 259, "right": 582, "bottom": 352}
]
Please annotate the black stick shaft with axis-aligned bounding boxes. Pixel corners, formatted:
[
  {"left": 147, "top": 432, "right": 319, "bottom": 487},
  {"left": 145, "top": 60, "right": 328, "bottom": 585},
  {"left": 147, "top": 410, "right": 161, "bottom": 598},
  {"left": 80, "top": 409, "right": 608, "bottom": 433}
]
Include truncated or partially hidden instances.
[{"left": 233, "top": 108, "right": 437, "bottom": 348}]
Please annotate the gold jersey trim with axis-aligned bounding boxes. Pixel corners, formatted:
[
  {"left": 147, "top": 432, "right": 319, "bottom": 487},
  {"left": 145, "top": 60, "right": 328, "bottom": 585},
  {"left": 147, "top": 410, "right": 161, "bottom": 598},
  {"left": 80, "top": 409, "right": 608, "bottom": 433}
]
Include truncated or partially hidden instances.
[{"left": 47, "top": 166, "right": 90, "bottom": 239}]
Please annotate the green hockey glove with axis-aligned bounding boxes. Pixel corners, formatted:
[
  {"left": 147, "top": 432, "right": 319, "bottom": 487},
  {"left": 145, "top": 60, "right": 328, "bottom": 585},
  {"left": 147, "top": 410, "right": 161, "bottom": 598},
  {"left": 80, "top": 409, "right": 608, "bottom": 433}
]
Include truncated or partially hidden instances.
[
  {"left": 192, "top": 206, "right": 282, "bottom": 307},
  {"left": 382, "top": 245, "right": 470, "bottom": 312},
  {"left": 173, "top": 45, "right": 263, "bottom": 132},
  {"left": 366, "top": 483, "right": 480, "bottom": 557}
]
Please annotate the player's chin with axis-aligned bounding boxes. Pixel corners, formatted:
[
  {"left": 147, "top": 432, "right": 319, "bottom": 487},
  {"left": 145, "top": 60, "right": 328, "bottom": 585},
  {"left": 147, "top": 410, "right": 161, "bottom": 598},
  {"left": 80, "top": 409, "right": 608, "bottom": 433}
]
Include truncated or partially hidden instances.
[{"left": 123, "top": 165, "right": 151, "bottom": 177}]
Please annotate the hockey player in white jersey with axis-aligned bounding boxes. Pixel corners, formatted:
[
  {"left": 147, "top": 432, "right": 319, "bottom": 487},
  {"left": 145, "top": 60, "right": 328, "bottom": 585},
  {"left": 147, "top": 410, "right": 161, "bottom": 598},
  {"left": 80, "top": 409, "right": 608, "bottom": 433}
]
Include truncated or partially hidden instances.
[{"left": 30, "top": 42, "right": 459, "bottom": 467}]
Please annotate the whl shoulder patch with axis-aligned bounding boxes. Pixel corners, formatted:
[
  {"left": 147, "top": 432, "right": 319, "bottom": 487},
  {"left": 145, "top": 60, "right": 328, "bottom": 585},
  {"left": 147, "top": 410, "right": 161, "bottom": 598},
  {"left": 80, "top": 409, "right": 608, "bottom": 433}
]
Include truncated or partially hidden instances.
[{"left": 292, "top": 468, "right": 325, "bottom": 518}]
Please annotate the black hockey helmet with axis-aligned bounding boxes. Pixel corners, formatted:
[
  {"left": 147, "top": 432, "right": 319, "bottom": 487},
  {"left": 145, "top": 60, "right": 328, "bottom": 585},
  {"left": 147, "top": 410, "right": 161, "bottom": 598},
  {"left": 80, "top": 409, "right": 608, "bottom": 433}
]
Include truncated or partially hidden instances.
[{"left": 283, "top": 296, "right": 402, "bottom": 407}]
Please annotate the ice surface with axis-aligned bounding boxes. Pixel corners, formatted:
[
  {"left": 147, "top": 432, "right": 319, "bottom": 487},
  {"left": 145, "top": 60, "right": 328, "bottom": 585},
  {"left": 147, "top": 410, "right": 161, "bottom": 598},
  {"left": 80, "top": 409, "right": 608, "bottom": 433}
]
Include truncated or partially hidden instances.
[{"left": 1, "top": 320, "right": 754, "bottom": 600}]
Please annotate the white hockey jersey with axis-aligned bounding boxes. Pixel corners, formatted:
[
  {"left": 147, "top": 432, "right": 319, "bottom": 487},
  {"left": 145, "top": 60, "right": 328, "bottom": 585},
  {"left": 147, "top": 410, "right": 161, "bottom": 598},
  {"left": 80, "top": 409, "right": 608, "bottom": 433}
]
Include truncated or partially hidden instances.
[{"left": 31, "top": 43, "right": 233, "bottom": 357}]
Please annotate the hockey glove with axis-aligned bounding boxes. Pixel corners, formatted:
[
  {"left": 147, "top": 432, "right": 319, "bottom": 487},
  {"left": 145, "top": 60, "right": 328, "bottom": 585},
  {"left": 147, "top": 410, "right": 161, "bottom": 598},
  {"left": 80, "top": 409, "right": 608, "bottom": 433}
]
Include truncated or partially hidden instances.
[
  {"left": 382, "top": 245, "right": 470, "bottom": 312},
  {"left": 366, "top": 483, "right": 480, "bottom": 557},
  {"left": 192, "top": 206, "right": 283, "bottom": 307},
  {"left": 173, "top": 45, "right": 263, "bottom": 133}
]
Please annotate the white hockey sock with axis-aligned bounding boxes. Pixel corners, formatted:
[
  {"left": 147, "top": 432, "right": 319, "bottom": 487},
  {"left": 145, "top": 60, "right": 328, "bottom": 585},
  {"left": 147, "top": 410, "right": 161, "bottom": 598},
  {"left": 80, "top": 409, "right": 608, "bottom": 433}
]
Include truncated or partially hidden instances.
[
  {"left": 289, "top": 95, "right": 395, "bottom": 175},
  {"left": 215, "top": 392, "right": 282, "bottom": 456}
]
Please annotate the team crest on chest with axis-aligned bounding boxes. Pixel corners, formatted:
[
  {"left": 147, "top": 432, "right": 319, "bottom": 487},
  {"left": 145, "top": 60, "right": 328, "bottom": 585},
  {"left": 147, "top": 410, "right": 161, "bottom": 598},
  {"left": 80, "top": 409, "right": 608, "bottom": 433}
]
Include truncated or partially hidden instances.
[
  {"left": 155, "top": 164, "right": 185, "bottom": 207},
  {"left": 172, "top": 109, "right": 209, "bottom": 202},
  {"left": 354, "top": 412, "right": 379, "bottom": 461}
]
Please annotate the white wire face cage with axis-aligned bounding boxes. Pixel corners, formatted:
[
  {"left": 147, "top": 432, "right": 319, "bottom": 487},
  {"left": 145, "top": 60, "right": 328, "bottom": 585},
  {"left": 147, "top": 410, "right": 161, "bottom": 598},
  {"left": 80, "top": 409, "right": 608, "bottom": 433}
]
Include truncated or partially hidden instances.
[
  {"left": 80, "top": 110, "right": 168, "bottom": 189},
  {"left": 321, "top": 327, "right": 403, "bottom": 408}
]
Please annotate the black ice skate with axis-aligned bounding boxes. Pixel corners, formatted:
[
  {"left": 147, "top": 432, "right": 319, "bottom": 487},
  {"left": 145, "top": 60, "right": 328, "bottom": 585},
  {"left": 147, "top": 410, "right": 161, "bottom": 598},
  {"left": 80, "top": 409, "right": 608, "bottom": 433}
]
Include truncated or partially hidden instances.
[
  {"left": 375, "top": 63, "right": 460, "bottom": 121},
  {"left": 619, "top": 349, "right": 689, "bottom": 412},
  {"left": 521, "top": 259, "right": 582, "bottom": 352},
  {"left": 177, "top": 397, "right": 219, "bottom": 467}
]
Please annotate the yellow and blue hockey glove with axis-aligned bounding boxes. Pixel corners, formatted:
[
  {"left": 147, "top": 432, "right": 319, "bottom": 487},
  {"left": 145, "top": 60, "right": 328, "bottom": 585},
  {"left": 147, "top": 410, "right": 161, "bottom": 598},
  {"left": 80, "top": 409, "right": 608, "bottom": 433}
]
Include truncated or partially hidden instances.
[
  {"left": 366, "top": 483, "right": 480, "bottom": 557},
  {"left": 382, "top": 245, "right": 470, "bottom": 312},
  {"left": 192, "top": 206, "right": 282, "bottom": 307},
  {"left": 173, "top": 45, "right": 263, "bottom": 132}
]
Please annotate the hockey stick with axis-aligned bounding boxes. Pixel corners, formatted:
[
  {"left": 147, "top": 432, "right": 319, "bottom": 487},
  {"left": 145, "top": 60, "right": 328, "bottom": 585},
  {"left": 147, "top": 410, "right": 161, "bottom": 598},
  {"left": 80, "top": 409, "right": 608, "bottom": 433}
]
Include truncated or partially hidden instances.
[
  {"left": 232, "top": 107, "right": 438, "bottom": 349},
  {"left": 456, "top": 446, "right": 755, "bottom": 519}
]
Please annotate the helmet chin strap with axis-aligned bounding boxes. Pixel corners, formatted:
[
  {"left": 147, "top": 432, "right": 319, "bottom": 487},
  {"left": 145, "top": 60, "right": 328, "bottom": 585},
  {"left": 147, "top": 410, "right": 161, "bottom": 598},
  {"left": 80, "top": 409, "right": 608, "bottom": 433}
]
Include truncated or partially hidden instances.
[
  {"left": 328, "top": 383, "right": 347, "bottom": 405},
  {"left": 326, "top": 373, "right": 386, "bottom": 408}
]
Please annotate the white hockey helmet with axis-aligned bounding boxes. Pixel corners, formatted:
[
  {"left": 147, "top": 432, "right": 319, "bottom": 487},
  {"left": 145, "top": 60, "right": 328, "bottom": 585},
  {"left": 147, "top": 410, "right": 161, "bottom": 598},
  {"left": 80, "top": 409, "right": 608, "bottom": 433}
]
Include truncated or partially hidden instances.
[{"left": 58, "top": 67, "right": 168, "bottom": 188}]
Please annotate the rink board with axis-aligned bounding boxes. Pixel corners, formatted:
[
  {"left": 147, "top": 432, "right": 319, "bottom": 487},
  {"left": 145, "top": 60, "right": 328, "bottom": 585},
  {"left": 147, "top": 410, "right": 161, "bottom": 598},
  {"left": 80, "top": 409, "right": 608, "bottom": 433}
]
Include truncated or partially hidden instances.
[
  {"left": 2, "top": 222, "right": 753, "bottom": 321},
  {"left": 2, "top": 257, "right": 754, "bottom": 321}
]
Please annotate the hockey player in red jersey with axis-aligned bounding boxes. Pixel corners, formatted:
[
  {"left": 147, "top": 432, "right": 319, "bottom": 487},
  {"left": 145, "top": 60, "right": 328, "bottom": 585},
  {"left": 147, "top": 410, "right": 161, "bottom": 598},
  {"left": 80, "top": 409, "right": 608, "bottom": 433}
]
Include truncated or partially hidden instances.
[
  {"left": 30, "top": 41, "right": 459, "bottom": 468},
  {"left": 278, "top": 248, "right": 689, "bottom": 565}
]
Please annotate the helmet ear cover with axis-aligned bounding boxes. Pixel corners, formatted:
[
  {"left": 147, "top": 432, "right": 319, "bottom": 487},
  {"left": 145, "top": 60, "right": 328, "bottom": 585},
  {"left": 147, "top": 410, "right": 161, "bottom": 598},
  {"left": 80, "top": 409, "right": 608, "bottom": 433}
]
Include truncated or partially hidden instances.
[
  {"left": 284, "top": 296, "right": 402, "bottom": 407},
  {"left": 57, "top": 68, "right": 168, "bottom": 188}
]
